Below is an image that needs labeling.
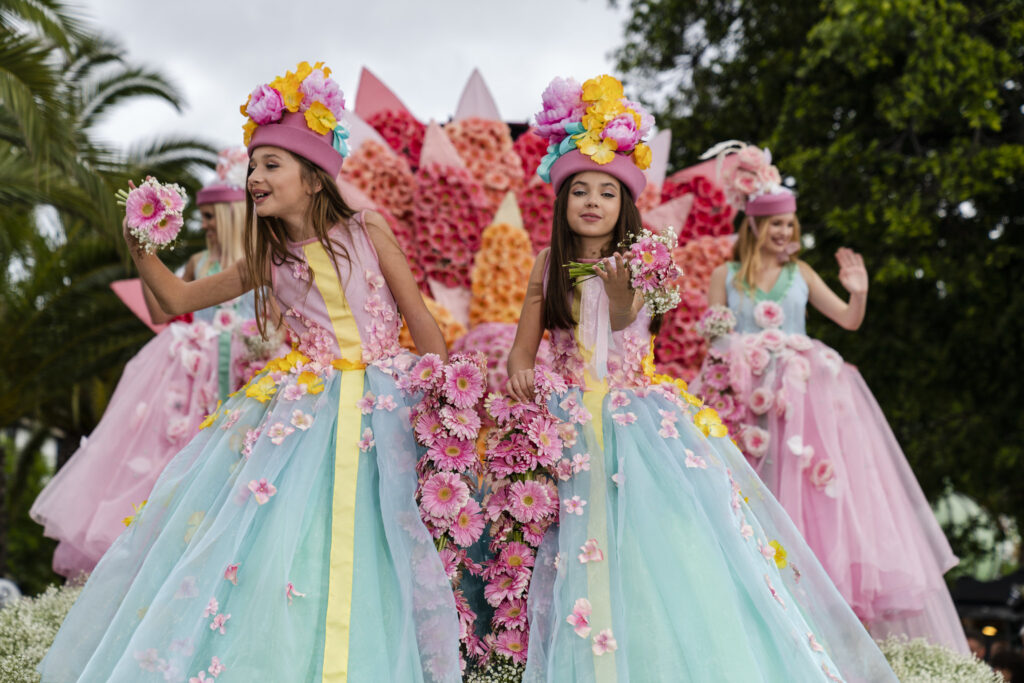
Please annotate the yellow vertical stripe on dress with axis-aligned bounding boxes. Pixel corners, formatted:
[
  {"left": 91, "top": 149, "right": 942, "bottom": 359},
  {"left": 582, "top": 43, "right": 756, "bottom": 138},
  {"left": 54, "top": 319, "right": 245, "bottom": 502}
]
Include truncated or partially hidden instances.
[{"left": 304, "top": 242, "right": 364, "bottom": 681}]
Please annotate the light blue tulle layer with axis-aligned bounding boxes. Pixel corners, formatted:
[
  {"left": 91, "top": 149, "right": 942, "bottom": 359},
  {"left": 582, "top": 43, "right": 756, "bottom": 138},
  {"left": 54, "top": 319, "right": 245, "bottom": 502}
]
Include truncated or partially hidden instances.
[
  {"left": 39, "top": 366, "right": 460, "bottom": 683},
  {"left": 525, "top": 386, "right": 897, "bottom": 683}
]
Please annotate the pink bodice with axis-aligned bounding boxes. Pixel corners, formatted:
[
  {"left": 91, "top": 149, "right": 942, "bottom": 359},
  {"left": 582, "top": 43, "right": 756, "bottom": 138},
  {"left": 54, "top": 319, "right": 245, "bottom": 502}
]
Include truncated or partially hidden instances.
[
  {"left": 270, "top": 212, "right": 402, "bottom": 366},
  {"left": 544, "top": 259, "right": 654, "bottom": 389}
]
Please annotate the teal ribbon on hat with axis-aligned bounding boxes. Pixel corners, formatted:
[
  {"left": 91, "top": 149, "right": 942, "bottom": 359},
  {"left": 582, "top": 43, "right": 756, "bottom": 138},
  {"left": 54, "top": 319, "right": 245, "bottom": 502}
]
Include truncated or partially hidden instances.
[
  {"left": 332, "top": 122, "right": 350, "bottom": 158},
  {"left": 537, "top": 121, "right": 587, "bottom": 183}
]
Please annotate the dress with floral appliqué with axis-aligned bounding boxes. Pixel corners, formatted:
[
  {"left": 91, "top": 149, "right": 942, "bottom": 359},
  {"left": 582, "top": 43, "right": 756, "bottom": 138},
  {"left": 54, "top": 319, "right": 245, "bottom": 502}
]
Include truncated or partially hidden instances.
[
  {"left": 524, "top": 272, "right": 897, "bottom": 682},
  {"left": 39, "top": 214, "right": 461, "bottom": 682},
  {"left": 30, "top": 252, "right": 261, "bottom": 579},
  {"left": 691, "top": 262, "right": 967, "bottom": 653}
]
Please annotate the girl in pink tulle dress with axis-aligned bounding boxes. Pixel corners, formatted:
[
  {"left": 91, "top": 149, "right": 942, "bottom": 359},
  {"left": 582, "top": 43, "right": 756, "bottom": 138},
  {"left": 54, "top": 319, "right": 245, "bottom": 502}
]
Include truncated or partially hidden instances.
[
  {"left": 29, "top": 150, "right": 276, "bottom": 579},
  {"left": 693, "top": 141, "right": 969, "bottom": 653}
]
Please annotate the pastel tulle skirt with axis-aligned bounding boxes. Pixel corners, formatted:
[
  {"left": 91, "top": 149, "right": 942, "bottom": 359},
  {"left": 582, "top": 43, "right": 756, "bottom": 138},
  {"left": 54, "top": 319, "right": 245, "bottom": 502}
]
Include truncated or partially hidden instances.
[
  {"left": 694, "top": 333, "right": 967, "bottom": 654},
  {"left": 524, "top": 382, "right": 897, "bottom": 682},
  {"left": 38, "top": 363, "right": 461, "bottom": 682},
  {"left": 31, "top": 321, "right": 222, "bottom": 578}
]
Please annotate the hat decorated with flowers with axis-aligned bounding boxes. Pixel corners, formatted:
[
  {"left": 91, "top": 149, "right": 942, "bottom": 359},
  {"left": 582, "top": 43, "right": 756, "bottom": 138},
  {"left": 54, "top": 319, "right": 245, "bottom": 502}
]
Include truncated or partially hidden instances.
[
  {"left": 534, "top": 74, "right": 653, "bottom": 199},
  {"left": 241, "top": 61, "right": 351, "bottom": 176},
  {"left": 196, "top": 147, "right": 248, "bottom": 205},
  {"left": 700, "top": 140, "right": 795, "bottom": 216}
]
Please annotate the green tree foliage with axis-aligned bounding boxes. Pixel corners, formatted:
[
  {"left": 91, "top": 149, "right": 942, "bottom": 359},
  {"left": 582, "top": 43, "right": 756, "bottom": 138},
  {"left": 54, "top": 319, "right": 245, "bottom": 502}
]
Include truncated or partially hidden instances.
[{"left": 616, "top": 0, "right": 1024, "bottom": 550}]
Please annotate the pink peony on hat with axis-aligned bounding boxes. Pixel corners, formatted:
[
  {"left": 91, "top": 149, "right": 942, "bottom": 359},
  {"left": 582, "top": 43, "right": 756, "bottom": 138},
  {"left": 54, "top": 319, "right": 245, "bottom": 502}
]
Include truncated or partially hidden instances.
[
  {"left": 534, "top": 74, "right": 654, "bottom": 200},
  {"left": 241, "top": 61, "right": 350, "bottom": 177},
  {"left": 699, "top": 140, "right": 796, "bottom": 216},
  {"left": 196, "top": 147, "right": 248, "bottom": 206}
]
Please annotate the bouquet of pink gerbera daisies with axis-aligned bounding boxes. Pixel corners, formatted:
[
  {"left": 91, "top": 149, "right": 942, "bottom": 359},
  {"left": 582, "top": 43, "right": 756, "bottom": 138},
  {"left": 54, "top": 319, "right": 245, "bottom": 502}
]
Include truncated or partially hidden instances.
[
  {"left": 116, "top": 176, "right": 188, "bottom": 253},
  {"left": 567, "top": 226, "right": 683, "bottom": 316}
]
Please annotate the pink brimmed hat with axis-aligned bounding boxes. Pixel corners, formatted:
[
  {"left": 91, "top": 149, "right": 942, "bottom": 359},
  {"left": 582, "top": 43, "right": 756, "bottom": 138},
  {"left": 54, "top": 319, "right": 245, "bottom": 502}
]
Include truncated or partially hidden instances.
[
  {"left": 549, "top": 149, "right": 647, "bottom": 200},
  {"left": 248, "top": 112, "right": 343, "bottom": 177},
  {"left": 241, "top": 61, "right": 351, "bottom": 177},
  {"left": 746, "top": 189, "right": 797, "bottom": 216},
  {"left": 197, "top": 147, "right": 248, "bottom": 206}
]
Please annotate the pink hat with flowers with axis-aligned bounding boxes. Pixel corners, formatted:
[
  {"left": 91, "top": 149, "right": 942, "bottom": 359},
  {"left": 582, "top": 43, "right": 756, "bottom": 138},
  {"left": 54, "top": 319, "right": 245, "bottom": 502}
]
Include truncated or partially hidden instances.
[
  {"left": 241, "top": 61, "right": 351, "bottom": 177},
  {"left": 196, "top": 147, "right": 248, "bottom": 205},
  {"left": 534, "top": 74, "right": 654, "bottom": 200},
  {"left": 699, "top": 140, "right": 796, "bottom": 216}
]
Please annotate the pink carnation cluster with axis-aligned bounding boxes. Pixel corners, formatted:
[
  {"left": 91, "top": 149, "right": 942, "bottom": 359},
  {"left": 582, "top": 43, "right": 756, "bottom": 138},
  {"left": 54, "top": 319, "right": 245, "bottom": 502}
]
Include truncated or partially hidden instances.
[
  {"left": 476, "top": 367, "right": 575, "bottom": 666},
  {"left": 411, "top": 163, "right": 491, "bottom": 289},
  {"left": 653, "top": 235, "right": 735, "bottom": 380},
  {"left": 340, "top": 140, "right": 416, "bottom": 221},
  {"left": 367, "top": 109, "right": 426, "bottom": 170},
  {"left": 399, "top": 352, "right": 488, "bottom": 665},
  {"left": 660, "top": 175, "right": 735, "bottom": 244},
  {"left": 445, "top": 118, "right": 525, "bottom": 214},
  {"left": 298, "top": 66, "right": 345, "bottom": 117}
]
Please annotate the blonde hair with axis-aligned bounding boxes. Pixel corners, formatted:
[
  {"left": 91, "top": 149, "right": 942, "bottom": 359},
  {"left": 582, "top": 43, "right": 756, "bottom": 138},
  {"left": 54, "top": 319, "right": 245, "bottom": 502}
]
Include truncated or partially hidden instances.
[
  {"left": 732, "top": 213, "right": 801, "bottom": 295},
  {"left": 213, "top": 201, "right": 247, "bottom": 266}
]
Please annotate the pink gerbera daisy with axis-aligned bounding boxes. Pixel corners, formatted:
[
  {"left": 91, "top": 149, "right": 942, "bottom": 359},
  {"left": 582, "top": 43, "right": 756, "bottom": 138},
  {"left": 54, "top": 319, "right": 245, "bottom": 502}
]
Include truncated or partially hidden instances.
[
  {"left": 428, "top": 436, "right": 477, "bottom": 471},
  {"left": 414, "top": 410, "right": 444, "bottom": 447},
  {"left": 498, "top": 541, "right": 536, "bottom": 574},
  {"left": 492, "top": 628, "right": 528, "bottom": 663},
  {"left": 442, "top": 361, "right": 485, "bottom": 409},
  {"left": 420, "top": 472, "right": 470, "bottom": 520},
  {"left": 493, "top": 598, "right": 528, "bottom": 630},
  {"left": 125, "top": 184, "right": 165, "bottom": 230},
  {"left": 439, "top": 405, "right": 482, "bottom": 441},
  {"left": 507, "top": 480, "right": 552, "bottom": 523},
  {"left": 450, "top": 498, "right": 485, "bottom": 547}
]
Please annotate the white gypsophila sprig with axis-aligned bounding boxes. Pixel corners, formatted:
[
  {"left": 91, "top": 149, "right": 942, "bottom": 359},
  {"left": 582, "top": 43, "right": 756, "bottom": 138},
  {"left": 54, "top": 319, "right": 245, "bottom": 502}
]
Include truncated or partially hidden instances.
[
  {"left": 0, "top": 582, "right": 84, "bottom": 681},
  {"left": 876, "top": 636, "right": 1003, "bottom": 683}
]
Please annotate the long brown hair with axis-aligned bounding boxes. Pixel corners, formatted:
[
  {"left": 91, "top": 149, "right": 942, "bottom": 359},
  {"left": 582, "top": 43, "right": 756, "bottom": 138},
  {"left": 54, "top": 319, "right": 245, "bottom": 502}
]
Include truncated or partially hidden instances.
[
  {"left": 243, "top": 152, "right": 355, "bottom": 336},
  {"left": 543, "top": 176, "right": 662, "bottom": 333},
  {"left": 731, "top": 213, "right": 801, "bottom": 296}
]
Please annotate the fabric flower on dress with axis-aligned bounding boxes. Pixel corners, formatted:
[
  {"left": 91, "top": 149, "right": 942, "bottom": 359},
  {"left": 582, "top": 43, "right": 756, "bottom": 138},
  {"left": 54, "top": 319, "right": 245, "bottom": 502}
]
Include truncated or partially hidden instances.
[
  {"left": 578, "top": 538, "right": 604, "bottom": 564},
  {"left": 566, "top": 598, "right": 592, "bottom": 638},
  {"left": 563, "top": 496, "right": 587, "bottom": 516},
  {"left": 592, "top": 629, "right": 618, "bottom": 656},
  {"left": 247, "top": 478, "right": 277, "bottom": 505},
  {"left": 223, "top": 563, "right": 239, "bottom": 585}
]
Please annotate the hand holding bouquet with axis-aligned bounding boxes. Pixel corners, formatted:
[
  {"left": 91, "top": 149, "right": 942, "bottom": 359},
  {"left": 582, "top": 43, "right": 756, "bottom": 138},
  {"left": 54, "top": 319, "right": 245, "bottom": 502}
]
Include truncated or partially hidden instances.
[
  {"left": 116, "top": 176, "right": 188, "bottom": 254},
  {"left": 566, "top": 226, "right": 684, "bottom": 315}
]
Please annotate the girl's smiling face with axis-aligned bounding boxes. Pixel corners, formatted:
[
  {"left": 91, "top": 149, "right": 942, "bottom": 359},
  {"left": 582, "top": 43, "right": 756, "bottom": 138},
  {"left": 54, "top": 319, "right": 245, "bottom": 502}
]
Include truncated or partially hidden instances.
[
  {"left": 566, "top": 171, "right": 622, "bottom": 243},
  {"left": 247, "top": 146, "right": 317, "bottom": 229},
  {"left": 758, "top": 212, "right": 797, "bottom": 258}
]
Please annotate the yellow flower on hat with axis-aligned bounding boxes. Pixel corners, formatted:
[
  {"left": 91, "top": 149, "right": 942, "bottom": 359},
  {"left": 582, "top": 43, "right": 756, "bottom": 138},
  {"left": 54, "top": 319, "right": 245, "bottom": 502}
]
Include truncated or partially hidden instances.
[
  {"left": 633, "top": 142, "right": 652, "bottom": 170},
  {"left": 582, "top": 74, "right": 624, "bottom": 103},
  {"left": 304, "top": 101, "right": 337, "bottom": 135},
  {"left": 578, "top": 132, "right": 618, "bottom": 165},
  {"left": 270, "top": 70, "right": 304, "bottom": 113},
  {"left": 240, "top": 95, "right": 252, "bottom": 118},
  {"left": 242, "top": 118, "right": 257, "bottom": 146}
]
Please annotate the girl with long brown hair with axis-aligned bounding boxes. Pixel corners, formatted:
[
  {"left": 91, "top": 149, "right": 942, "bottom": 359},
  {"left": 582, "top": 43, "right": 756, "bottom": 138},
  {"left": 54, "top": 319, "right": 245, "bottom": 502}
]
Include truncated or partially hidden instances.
[
  {"left": 39, "top": 62, "right": 462, "bottom": 683},
  {"left": 509, "top": 75, "right": 895, "bottom": 682}
]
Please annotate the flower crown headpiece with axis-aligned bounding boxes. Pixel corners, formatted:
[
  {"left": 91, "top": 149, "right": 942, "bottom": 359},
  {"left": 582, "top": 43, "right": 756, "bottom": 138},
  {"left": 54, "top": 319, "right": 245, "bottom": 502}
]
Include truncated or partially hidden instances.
[
  {"left": 699, "top": 140, "right": 788, "bottom": 213},
  {"left": 534, "top": 74, "right": 654, "bottom": 182},
  {"left": 214, "top": 147, "right": 249, "bottom": 188},
  {"left": 240, "top": 61, "right": 350, "bottom": 159}
]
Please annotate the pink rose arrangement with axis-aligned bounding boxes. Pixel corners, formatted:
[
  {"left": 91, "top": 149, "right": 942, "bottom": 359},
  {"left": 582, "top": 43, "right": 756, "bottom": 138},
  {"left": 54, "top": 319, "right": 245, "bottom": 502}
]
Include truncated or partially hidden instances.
[
  {"left": 476, "top": 367, "right": 575, "bottom": 666},
  {"left": 367, "top": 109, "right": 426, "bottom": 170},
  {"left": 411, "top": 163, "right": 492, "bottom": 289},
  {"left": 753, "top": 300, "right": 785, "bottom": 329},
  {"left": 653, "top": 235, "right": 734, "bottom": 380},
  {"left": 117, "top": 177, "right": 188, "bottom": 253},
  {"left": 660, "top": 175, "right": 735, "bottom": 244},
  {"left": 445, "top": 118, "right": 525, "bottom": 215},
  {"left": 511, "top": 128, "right": 549, "bottom": 179},
  {"left": 399, "top": 352, "right": 489, "bottom": 666}
]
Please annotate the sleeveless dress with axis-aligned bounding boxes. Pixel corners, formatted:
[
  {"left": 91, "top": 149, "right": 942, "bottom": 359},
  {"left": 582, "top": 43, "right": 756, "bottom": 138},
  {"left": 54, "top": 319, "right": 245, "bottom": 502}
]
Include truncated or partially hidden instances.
[
  {"left": 30, "top": 253, "right": 259, "bottom": 579},
  {"left": 524, "top": 271, "right": 897, "bottom": 682},
  {"left": 38, "top": 215, "right": 461, "bottom": 682},
  {"left": 691, "top": 262, "right": 967, "bottom": 653}
]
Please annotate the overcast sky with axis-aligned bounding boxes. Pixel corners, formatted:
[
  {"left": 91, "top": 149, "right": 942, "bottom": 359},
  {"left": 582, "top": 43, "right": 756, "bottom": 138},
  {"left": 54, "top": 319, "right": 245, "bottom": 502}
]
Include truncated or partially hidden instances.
[{"left": 84, "top": 0, "right": 633, "bottom": 154}]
